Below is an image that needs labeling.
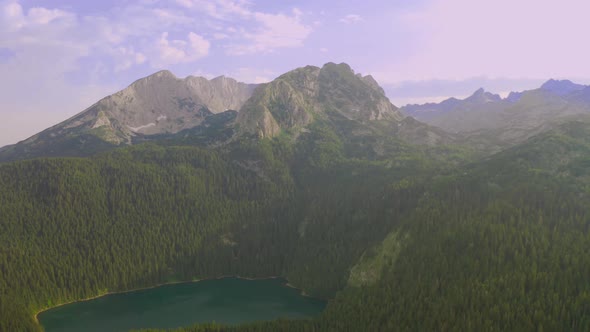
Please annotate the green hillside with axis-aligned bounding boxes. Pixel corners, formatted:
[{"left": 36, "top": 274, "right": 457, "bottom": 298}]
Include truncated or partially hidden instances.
[{"left": 1, "top": 118, "right": 590, "bottom": 331}]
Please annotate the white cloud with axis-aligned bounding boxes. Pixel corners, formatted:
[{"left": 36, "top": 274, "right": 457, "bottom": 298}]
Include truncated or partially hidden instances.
[
  {"left": 173, "top": 1, "right": 312, "bottom": 55},
  {"left": 175, "top": 0, "right": 251, "bottom": 19},
  {"left": 1, "top": 1, "right": 75, "bottom": 31},
  {"left": 0, "top": 0, "right": 315, "bottom": 146},
  {"left": 175, "top": 0, "right": 194, "bottom": 8},
  {"left": 192, "top": 69, "right": 215, "bottom": 79},
  {"left": 153, "top": 31, "right": 210, "bottom": 67},
  {"left": 112, "top": 47, "right": 147, "bottom": 72},
  {"left": 151, "top": 8, "right": 193, "bottom": 25},
  {"left": 339, "top": 14, "right": 363, "bottom": 24},
  {"left": 27, "top": 7, "right": 72, "bottom": 25},
  {"left": 227, "top": 11, "right": 312, "bottom": 55},
  {"left": 213, "top": 32, "right": 229, "bottom": 39},
  {"left": 230, "top": 67, "right": 276, "bottom": 83},
  {"left": 1, "top": 1, "right": 24, "bottom": 29},
  {"left": 136, "top": 52, "right": 147, "bottom": 64}
]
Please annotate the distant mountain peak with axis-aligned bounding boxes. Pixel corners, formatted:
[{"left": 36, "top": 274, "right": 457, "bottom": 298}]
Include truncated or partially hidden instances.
[
  {"left": 323, "top": 62, "right": 353, "bottom": 72},
  {"left": 542, "top": 78, "right": 573, "bottom": 86},
  {"left": 541, "top": 79, "right": 586, "bottom": 96},
  {"left": 0, "top": 69, "right": 258, "bottom": 160},
  {"left": 152, "top": 69, "right": 177, "bottom": 79},
  {"left": 473, "top": 87, "right": 485, "bottom": 95},
  {"left": 465, "top": 88, "right": 502, "bottom": 103},
  {"left": 505, "top": 91, "right": 523, "bottom": 102}
]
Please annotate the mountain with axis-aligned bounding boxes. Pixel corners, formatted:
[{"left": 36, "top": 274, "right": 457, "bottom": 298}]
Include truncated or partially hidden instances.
[
  {"left": 540, "top": 79, "right": 585, "bottom": 96},
  {"left": 3, "top": 63, "right": 590, "bottom": 331},
  {"left": 60, "top": 70, "right": 256, "bottom": 140},
  {"left": 401, "top": 80, "right": 590, "bottom": 152},
  {"left": 236, "top": 63, "right": 404, "bottom": 139},
  {"left": 0, "top": 63, "right": 456, "bottom": 162},
  {"left": 3, "top": 108, "right": 590, "bottom": 331},
  {"left": 568, "top": 86, "right": 590, "bottom": 104},
  {"left": 505, "top": 91, "right": 523, "bottom": 102},
  {"left": 402, "top": 88, "right": 508, "bottom": 132},
  {"left": 232, "top": 62, "right": 458, "bottom": 157},
  {"left": 464, "top": 87, "right": 502, "bottom": 103},
  {"left": 0, "top": 71, "right": 256, "bottom": 161}
]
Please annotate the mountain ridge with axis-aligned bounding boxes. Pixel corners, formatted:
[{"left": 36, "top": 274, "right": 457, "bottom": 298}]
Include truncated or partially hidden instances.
[
  {"left": 0, "top": 62, "right": 428, "bottom": 162},
  {"left": 400, "top": 79, "right": 590, "bottom": 151}
]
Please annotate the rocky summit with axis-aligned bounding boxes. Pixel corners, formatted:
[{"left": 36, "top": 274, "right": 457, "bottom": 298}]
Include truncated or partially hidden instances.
[
  {"left": 236, "top": 63, "right": 404, "bottom": 138},
  {"left": 0, "top": 62, "right": 412, "bottom": 161}
]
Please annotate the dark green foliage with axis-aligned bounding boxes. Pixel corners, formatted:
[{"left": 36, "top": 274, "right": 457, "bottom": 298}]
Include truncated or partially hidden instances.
[
  {"left": 0, "top": 133, "right": 118, "bottom": 162},
  {"left": 2, "top": 119, "right": 590, "bottom": 331},
  {"left": 0, "top": 143, "right": 290, "bottom": 331}
]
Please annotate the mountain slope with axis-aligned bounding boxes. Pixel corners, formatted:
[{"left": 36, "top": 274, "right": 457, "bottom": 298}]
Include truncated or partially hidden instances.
[
  {"left": 401, "top": 88, "right": 511, "bottom": 132},
  {"left": 0, "top": 71, "right": 256, "bottom": 161},
  {"left": 236, "top": 63, "right": 404, "bottom": 139},
  {"left": 540, "top": 79, "right": 586, "bottom": 96},
  {"left": 0, "top": 63, "right": 457, "bottom": 163},
  {"left": 401, "top": 80, "right": 590, "bottom": 152},
  {"left": 3, "top": 115, "right": 590, "bottom": 331}
]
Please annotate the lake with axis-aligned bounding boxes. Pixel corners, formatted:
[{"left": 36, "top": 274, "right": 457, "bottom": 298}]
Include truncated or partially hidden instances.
[{"left": 38, "top": 277, "right": 326, "bottom": 332}]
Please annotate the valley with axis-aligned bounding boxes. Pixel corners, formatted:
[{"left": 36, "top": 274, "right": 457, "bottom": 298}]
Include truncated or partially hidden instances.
[{"left": 1, "top": 63, "right": 590, "bottom": 331}]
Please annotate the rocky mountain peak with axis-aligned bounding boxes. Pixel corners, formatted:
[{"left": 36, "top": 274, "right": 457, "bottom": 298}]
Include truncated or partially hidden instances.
[
  {"left": 236, "top": 62, "right": 403, "bottom": 138},
  {"left": 7, "top": 70, "right": 257, "bottom": 155},
  {"left": 465, "top": 88, "right": 502, "bottom": 103},
  {"left": 318, "top": 62, "right": 402, "bottom": 120},
  {"left": 505, "top": 91, "right": 523, "bottom": 102},
  {"left": 541, "top": 79, "right": 586, "bottom": 96},
  {"left": 1, "top": 63, "right": 407, "bottom": 160}
]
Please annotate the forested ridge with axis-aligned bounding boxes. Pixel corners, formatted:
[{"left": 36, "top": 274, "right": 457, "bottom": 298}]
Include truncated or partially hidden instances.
[{"left": 2, "top": 119, "right": 590, "bottom": 331}]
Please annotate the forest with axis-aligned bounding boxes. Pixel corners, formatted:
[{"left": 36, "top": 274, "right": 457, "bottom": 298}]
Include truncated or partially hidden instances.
[{"left": 2, "top": 119, "right": 590, "bottom": 331}]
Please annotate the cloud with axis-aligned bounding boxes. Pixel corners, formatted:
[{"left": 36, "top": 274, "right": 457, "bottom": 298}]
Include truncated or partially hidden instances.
[
  {"left": 229, "top": 67, "right": 277, "bottom": 83},
  {"left": 192, "top": 69, "right": 215, "bottom": 79},
  {"left": 174, "top": 0, "right": 251, "bottom": 19},
  {"left": 152, "top": 32, "right": 210, "bottom": 67},
  {"left": 1, "top": 1, "right": 75, "bottom": 30},
  {"left": 27, "top": 7, "right": 72, "bottom": 25},
  {"left": 112, "top": 47, "right": 147, "bottom": 72},
  {"left": 373, "top": 0, "right": 590, "bottom": 82},
  {"left": 339, "top": 14, "right": 363, "bottom": 24},
  {"left": 0, "top": 0, "right": 314, "bottom": 146},
  {"left": 213, "top": 32, "right": 229, "bottom": 40},
  {"left": 173, "top": 1, "right": 312, "bottom": 55},
  {"left": 227, "top": 10, "right": 312, "bottom": 55}
]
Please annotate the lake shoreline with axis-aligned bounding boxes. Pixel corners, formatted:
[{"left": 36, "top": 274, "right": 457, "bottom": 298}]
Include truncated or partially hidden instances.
[{"left": 33, "top": 275, "right": 319, "bottom": 325}]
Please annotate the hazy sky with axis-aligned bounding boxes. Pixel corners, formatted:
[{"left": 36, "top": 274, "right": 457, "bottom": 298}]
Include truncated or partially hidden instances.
[{"left": 1, "top": 0, "right": 590, "bottom": 146}]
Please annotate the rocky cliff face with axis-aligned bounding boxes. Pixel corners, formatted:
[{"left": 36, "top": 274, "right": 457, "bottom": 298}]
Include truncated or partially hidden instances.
[
  {"left": 26, "top": 70, "right": 256, "bottom": 145},
  {"left": 236, "top": 65, "right": 319, "bottom": 138},
  {"left": 0, "top": 62, "right": 419, "bottom": 161},
  {"left": 236, "top": 63, "right": 404, "bottom": 138}
]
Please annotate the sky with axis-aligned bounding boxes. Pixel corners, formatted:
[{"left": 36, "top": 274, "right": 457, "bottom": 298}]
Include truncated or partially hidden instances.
[{"left": 1, "top": 0, "right": 590, "bottom": 147}]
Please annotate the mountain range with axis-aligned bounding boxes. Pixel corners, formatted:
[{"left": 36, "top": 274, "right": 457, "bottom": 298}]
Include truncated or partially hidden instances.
[
  {"left": 0, "top": 62, "right": 451, "bottom": 162},
  {"left": 3, "top": 63, "right": 590, "bottom": 331},
  {"left": 401, "top": 79, "right": 590, "bottom": 152}
]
